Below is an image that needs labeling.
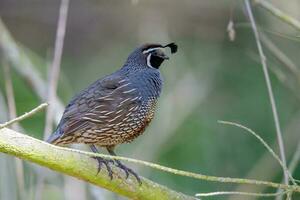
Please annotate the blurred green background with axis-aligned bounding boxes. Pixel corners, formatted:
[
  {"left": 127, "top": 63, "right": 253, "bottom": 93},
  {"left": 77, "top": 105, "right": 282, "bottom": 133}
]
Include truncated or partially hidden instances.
[{"left": 1, "top": 0, "right": 300, "bottom": 199}]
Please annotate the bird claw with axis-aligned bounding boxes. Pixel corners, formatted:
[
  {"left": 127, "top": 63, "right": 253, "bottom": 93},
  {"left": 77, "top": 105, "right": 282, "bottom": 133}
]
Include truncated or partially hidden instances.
[
  {"left": 92, "top": 156, "right": 141, "bottom": 184},
  {"left": 92, "top": 156, "right": 114, "bottom": 179},
  {"left": 114, "top": 160, "right": 142, "bottom": 185}
]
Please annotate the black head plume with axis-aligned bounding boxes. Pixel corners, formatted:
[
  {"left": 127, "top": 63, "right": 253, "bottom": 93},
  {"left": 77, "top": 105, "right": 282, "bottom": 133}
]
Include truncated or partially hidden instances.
[{"left": 164, "top": 43, "right": 178, "bottom": 54}]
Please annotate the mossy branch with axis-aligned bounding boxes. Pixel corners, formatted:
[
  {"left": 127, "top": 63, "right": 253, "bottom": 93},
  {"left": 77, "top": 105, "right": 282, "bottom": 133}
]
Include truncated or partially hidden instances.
[
  {"left": 1, "top": 127, "right": 300, "bottom": 198},
  {"left": 0, "top": 128, "right": 197, "bottom": 200}
]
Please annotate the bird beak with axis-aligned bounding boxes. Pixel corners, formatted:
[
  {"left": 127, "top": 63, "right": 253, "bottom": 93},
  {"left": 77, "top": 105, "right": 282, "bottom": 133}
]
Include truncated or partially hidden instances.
[
  {"left": 152, "top": 49, "right": 170, "bottom": 60},
  {"left": 161, "top": 54, "right": 169, "bottom": 60},
  {"left": 156, "top": 50, "right": 169, "bottom": 60}
]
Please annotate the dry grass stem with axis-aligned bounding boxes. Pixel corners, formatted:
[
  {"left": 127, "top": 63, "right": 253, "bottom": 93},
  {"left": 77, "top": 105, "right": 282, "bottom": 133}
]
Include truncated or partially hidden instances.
[
  {"left": 245, "top": 0, "right": 289, "bottom": 185},
  {"left": 43, "top": 0, "right": 69, "bottom": 139}
]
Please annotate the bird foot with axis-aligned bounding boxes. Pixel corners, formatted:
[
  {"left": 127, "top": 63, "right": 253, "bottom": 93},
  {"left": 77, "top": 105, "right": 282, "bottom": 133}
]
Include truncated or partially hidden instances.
[
  {"left": 92, "top": 156, "right": 114, "bottom": 179},
  {"left": 114, "top": 160, "right": 142, "bottom": 185}
]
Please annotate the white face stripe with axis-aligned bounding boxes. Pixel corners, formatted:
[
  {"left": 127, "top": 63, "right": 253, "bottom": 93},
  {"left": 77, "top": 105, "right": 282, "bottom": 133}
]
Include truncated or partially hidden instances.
[
  {"left": 142, "top": 47, "right": 163, "bottom": 54},
  {"left": 146, "top": 54, "right": 154, "bottom": 68}
]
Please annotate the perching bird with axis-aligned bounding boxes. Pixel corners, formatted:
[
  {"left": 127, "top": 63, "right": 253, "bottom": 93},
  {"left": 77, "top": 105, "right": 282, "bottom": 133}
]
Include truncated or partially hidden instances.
[{"left": 47, "top": 43, "right": 178, "bottom": 183}]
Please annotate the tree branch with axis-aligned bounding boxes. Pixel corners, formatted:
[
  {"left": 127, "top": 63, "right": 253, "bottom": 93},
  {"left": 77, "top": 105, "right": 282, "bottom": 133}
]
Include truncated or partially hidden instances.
[
  {"left": 0, "top": 128, "right": 197, "bottom": 200},
  {"left": 1, "top": 126, "right": 300, "bottom": 197}
]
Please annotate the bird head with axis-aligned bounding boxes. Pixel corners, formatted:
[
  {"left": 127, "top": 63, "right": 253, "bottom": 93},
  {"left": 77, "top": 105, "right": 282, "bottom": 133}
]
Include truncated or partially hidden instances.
[{"left": 124, "top": 43, "right": 178, "bottom": 70}]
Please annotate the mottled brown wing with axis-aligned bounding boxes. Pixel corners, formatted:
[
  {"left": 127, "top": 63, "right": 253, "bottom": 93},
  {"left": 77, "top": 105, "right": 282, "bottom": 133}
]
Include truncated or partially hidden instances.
[{"left": 57, "top": 74, "right": 141, "bottom": 142}]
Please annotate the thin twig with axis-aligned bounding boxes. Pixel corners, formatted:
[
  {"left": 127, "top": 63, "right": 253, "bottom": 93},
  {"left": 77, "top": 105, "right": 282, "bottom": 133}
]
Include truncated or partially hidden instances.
[
  {"left": 0, "top": 103, "right": 48, "bottom": 130},
  {"left": 43, "top": 0, "right": 69, "bottom": 139},
  {"left": 245, "top": 0, "right": 289, "bottom": 185},
  {"left": 218, "top": 120, "right": 296, "bottom": 185},
  {"left": 2, "top": 60, "right": 25, "bottom": 199},
  {"left": 231, "top": 111, "right": 300, "bottom": 199},
  {"left": 253, "top": 0, "right": 300, "bottom": 31},
  {"left": 196, "top": 191, "right": 286, "bottom": 197}
]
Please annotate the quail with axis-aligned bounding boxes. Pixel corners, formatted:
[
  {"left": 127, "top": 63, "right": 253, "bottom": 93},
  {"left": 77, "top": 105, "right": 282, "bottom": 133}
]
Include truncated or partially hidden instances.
[{"left": 47, "top": 42, "right": 178, "bottom": 183}]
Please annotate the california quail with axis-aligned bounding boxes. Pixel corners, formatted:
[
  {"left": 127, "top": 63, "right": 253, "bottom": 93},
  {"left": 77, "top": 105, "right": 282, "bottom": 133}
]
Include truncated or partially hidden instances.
[{"left": 47, "top": 43, "right": 178, "bottom": 183}]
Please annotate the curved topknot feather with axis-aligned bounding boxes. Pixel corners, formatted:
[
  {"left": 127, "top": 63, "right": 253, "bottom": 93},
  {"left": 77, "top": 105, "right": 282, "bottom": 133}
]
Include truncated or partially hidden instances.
[{"left": 164, "top": 43, "right": 178, "bottom": 54}]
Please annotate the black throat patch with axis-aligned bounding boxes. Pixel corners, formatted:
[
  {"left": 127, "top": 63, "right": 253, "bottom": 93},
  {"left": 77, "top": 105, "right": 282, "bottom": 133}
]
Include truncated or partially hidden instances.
[{"left": 150, "top": 55, "right": 164, "bottom": 69}]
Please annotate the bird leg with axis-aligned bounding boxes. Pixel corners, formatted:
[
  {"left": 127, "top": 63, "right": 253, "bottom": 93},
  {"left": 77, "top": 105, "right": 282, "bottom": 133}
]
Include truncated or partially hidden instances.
[
  {"left": 107, "top": 146, "right": 142, "bottom": 184},
  {"left": 90, "top": 145, "right": 114, "bottom": 179}
]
